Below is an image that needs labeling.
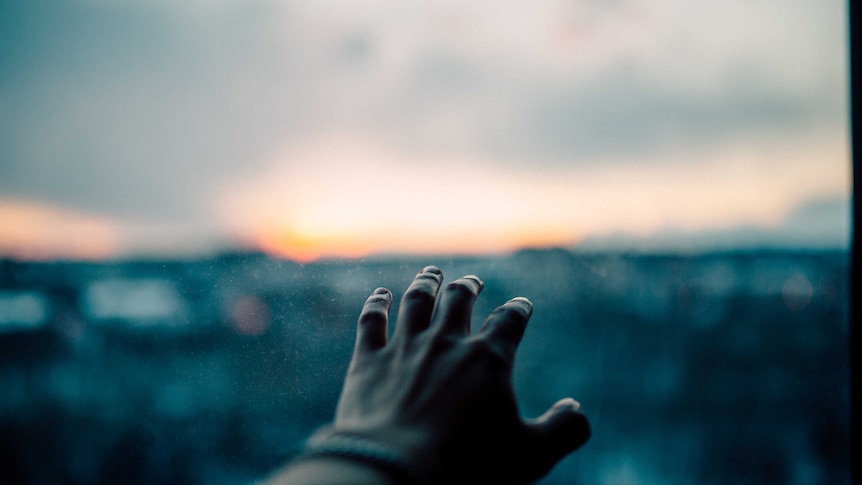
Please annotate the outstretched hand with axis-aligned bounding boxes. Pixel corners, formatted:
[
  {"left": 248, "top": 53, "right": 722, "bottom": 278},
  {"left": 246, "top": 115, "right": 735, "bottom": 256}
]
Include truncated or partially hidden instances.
[{"left": 316, "top": 265, "right": 590, "bottom": 484}]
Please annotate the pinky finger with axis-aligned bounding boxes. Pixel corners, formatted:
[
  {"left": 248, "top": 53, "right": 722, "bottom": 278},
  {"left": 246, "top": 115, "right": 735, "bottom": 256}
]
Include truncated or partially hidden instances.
[{"left": 355, "top": 287, "right": 392, "bottom": 355}]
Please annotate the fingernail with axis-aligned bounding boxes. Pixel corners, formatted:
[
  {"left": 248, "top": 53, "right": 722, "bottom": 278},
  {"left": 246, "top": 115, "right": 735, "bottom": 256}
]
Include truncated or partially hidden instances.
[
  {"left": 421, "top": 265, "right": 442, "bottom": 275},
  {"left": 507, "top": 296, "right": 533, "bottom": 315},
  {"left": 508, "top": 296, "right": 532, "bottom": 306},
  {"left": 556, "top": 398, "right": 581, "bottom": 413},
  {"left": 371, "top": 288, "right": 391, "bottom": 300},
  {"left": 462, "top": 275, "right": 484, "bottom": 290}
]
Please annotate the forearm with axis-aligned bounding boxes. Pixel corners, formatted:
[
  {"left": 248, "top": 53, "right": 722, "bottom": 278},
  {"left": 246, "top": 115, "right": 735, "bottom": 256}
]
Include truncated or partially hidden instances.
[{"left": 265, "top": 456, "right": 399, "bottom": 485}]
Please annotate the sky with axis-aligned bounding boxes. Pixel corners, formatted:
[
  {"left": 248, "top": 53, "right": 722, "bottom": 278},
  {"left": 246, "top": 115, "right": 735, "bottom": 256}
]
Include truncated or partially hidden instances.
[{"left": 0, "top": 0, "right": 850, "bottom": 261}]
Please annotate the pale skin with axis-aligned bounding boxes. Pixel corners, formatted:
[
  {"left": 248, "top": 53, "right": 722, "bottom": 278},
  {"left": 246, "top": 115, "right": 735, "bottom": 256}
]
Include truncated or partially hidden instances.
[{"left": 266, "top": 266, "right": 590, "bottom": 485}]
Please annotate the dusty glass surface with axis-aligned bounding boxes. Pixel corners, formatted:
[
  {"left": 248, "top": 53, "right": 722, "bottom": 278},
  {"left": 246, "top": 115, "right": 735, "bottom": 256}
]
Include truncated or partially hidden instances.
[
  {"left": 0, "top": 252, "right": 850, "bottom": 484},
  {"left": 0, "top": 1, "right": 851, "bottom": 484}
]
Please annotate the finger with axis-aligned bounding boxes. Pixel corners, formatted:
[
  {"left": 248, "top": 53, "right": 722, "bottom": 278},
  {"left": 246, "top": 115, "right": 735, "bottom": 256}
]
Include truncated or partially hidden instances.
[
  {"left": 433, "top": 275, "right": 483, "bottom": 336},
  {"left": 526, "top": 398, "right": 591, "bottom": 471},
  {"left": 355, "top": 287, "right": 392, "bottom": 355},
  {"left": 478, "top": 297, "right": 532, "bottom": 358},
  {"left": 392, "top": 266, "right": 443, "bottom": 340}
]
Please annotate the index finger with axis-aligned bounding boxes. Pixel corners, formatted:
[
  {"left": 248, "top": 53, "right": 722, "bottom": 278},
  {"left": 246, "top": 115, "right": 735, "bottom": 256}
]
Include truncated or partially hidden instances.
[{"left": 355, "top": 287, "right": 393, "bottom": 355}]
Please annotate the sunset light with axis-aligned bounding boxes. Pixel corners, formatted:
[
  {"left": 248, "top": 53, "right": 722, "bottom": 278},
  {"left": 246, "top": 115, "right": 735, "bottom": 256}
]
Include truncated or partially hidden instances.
[
  {"left": 0, "top": 0, "right": 849, "bottom": 261},
  {"left": 0, "top": 200, "right": 118, "bottom": 260},
  {"left": 0, "top": 132, "right": 847, "bottom": 262},
  {"left": 220, "top": 135, "right": 848, "bottom": 261}
]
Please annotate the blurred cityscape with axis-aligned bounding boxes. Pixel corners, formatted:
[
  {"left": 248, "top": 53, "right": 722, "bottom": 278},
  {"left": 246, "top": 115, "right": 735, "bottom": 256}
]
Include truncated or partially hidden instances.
[{"left": 0, "top": 249, "right": 850, "bottom": 485}]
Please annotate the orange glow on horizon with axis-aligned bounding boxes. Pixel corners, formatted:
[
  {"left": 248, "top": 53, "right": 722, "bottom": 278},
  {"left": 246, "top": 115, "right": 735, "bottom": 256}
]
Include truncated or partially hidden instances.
[
  {"left": 1, "top": 135, "right": 848, "bottom": 262},
  {"left": 257, "top": 229, "right": 375, "bottom": 262},
  {"left": 221, "top": 135, "right": 848, "bottom": 262},
  {"left": 0, "top": 200, "right": 119, "bottom": 260},
  {"left": 256, "top": 224, "right": 579, "bottom": 262}
]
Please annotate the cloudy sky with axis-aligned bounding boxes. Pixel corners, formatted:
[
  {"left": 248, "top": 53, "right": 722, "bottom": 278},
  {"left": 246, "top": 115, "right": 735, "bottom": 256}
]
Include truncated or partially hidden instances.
[{"left": 0, "top": 0, "right": 850, "bottom": 261}]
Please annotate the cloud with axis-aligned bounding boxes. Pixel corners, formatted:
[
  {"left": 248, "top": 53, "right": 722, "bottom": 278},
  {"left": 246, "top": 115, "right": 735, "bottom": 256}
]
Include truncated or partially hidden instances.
[
  {"left": 0, "top": 0, "right": 849, "bottom": 256},
  {"left": 0, "top": 1, "right": 299, "bottom": 220},
  {"left": 577, "top": 194, "right": 850, "bottom": 252}
]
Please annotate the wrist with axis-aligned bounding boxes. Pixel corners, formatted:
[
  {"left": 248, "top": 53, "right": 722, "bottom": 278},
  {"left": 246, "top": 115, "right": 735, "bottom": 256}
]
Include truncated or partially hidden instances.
[
  {"left": 301, "top": 428, "right": 424, "bottom": 485},
  {"left": 270, "top": 455, "right": 400, "bottom": 485}
]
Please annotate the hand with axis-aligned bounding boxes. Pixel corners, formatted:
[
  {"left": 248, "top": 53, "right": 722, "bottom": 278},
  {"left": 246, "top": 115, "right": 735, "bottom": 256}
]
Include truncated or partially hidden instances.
[{"left": 318, "top": 265, "right": 590, "bottom": 484}]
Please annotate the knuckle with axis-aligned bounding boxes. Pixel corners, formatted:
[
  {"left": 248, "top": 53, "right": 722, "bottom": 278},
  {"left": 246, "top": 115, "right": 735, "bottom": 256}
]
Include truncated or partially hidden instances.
[
  {"left": 445, "top": 280, "right": 477, "bottom": 297},
  {"left": 358, "top": 307, "right": 387, "bottom": 326},
  {"left": 427, "top": 334, "right": 456, "bottom": 354},
  {"left": 413, "top": 272, "right": 442, "bottom": 284},
  {"left": 496, "top": 304, "right": 528, "bottom": 324},
  {"left": 367, "top": 292, "right": 390, "bottom": 302},
  {"left": 469, "top": 338, "right": 493, "bottom": 356},
  {"left": 402, "top": 284, "right": 437, "bottom": 306},
  {"left": 468, "top": 338, "right": 510, "bottom": 369},
  {"left": 486, "top": 346, "right": 511, "bottom": 369},
  {"left": 364, "top": 295, "right": 389, "bottom": 307}
]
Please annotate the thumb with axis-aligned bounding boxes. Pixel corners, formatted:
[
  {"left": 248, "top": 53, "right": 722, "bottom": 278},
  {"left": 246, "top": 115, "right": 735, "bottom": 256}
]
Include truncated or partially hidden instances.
[{"left": 527, "top": 398, "right": 591, "bottom": 467}]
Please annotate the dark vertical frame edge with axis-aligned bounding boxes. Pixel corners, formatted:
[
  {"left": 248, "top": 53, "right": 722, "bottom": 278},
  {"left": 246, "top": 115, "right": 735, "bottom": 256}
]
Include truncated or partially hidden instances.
[{"left": 850, "top": 1, "right": 860, "bottom": 484}]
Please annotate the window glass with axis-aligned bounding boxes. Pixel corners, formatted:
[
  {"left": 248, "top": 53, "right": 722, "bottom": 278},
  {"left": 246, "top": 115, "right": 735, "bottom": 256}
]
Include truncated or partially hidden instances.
[{"left": 0, "top": 1, "right": 849, "bottom": 484}]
